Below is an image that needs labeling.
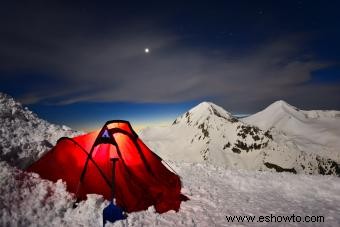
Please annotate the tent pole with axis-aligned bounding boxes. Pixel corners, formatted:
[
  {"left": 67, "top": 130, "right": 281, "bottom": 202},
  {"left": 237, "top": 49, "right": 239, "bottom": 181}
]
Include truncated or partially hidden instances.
[{"left": 111, "top": 158, "right": 119, "bottom": 202}]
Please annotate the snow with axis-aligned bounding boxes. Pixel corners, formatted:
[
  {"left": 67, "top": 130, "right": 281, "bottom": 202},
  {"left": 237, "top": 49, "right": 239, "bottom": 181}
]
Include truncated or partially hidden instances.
[
  {"left": 243, "top": 100, "right": 340, "bottom": 162},
  {"left": 1, "top": 161, "right": 340, "bottom": 226},
  {"left": 141, "top": 101, "right": 340, "bottom": 176},
  {"left": 141, "top": 101, "right": 273, "bottom": 168},
  {"left": 0, "top": 161, "right": 107, "bottom": 226},
  {"left": 0, "top": 93, "right": 81, "bottom": 168},
  {"left": 1, "top": 93, "right": 340, "bottom": 226}
]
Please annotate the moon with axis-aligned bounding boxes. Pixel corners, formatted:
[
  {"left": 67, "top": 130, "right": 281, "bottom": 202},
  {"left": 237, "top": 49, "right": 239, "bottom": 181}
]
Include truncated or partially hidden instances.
[{"left": 144, "top": 48, "right": 149, "bottom": 53}]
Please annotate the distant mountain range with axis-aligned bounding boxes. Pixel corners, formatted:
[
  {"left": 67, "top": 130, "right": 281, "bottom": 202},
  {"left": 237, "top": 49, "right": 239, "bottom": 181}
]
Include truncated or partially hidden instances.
[
  {"left": 0, "top": 92, "right": 339, "bottom": 176},
  {"left": 141, "top": 101, "right": 340, "bottom": 176}
]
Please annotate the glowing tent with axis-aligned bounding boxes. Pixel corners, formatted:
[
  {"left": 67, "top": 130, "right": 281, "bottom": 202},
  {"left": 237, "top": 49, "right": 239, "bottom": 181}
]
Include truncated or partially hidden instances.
[{"left": 27, "top": 120, "right": 184, "bottom": 213}]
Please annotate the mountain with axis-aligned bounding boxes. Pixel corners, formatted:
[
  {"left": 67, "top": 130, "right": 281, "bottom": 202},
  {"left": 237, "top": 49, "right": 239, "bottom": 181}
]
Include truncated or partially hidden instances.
[
  {"left": 243, "top": 100, "right": 340, "bottom": 156},
  {"left": 142, "top": 102, "right": 275, "bottom": 169},
  {"left": 0, "top": 93, "right": 80, "bottom": 168},
  {"left": 141, "top": 101, "right": 340, "bottom": 176},
  {"left": 0, "top": 92, "right": 338, "bottom": 176}
]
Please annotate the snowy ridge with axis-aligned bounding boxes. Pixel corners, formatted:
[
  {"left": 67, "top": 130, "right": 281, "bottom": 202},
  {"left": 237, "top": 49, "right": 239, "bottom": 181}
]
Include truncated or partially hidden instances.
[
  {"left": 243, "top": 100, "right": 340, "bottom": 130},
  {"left": 172, "top": 101, "right": 236, "bottom": 126},
  {"left": 141, "top": 101, "right": 340, "bottom": 176},
  {"left": 0, "top": 93, "right": 80, "bottom": 168},
  {"left": 243, "top": 100, "right": 340, "bottom": 162},
  {"left": 142, "top": 102, "right": 274, "bottom": 169}
]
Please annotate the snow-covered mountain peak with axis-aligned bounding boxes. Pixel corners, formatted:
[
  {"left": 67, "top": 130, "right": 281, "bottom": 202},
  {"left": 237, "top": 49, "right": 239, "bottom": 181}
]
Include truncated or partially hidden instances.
[
  {"left": 271, "top": 100, "right": 293, "bottom": 107},
  {"left": 262, "top": 100, "right": 300, "bottom": 115},
  {"left": 142, "top": 99, "right": 340, "bottom": 176},
  {"left": 242, "top": 100, "right": 308, "bottom": 133},
  {"left": 142, "top": 101, "right": 274, "bottom": 166},
  {"left": 192, "top": 101, "right": 234, "bottom": 118},
  {"left": 172, "top": 101, "right": 237, "bottom": 127},
  {"left": 243, "top": 100, "right": 340, "bottom": 174},
  {"left": 252, "top": 100, "right": 340, "bottom": 124},
  {"left": 244, "top": 100, "right": 340, "bottom": 131},
  {"left": 189, "top": 101, "right": 226, "bottom": 113}
]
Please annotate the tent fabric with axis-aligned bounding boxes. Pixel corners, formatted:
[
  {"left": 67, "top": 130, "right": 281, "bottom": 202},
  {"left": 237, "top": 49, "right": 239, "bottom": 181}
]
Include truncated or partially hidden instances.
[{"left": 27, "top": 120, "right": 184, "bottom": 213}]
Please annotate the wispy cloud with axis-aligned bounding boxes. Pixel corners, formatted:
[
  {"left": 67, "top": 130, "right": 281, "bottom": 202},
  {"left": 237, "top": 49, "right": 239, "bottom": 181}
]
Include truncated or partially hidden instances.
[{"left": 0, "top": 2, "right": 338, "bottom": 112}]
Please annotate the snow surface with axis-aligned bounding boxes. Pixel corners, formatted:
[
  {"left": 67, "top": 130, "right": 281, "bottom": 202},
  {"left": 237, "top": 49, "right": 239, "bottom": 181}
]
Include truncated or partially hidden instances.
[
  {"left": 1, "top": 161, "right": 340, "bottom": 226},
  {"left": 0, "top": 93, "right": 80, "bottom": 168},
  {"left": 243, "top": 100, "right": 340, "bottom": 160}
]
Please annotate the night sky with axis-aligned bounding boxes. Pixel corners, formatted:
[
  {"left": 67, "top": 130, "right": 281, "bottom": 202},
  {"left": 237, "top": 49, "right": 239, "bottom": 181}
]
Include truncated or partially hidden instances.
[{"left": 1, "top": 1, "right": 340, "bottom": 131}]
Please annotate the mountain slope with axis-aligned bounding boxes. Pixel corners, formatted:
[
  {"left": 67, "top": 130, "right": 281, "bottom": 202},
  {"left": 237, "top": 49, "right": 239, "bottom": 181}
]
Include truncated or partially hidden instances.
[
  {"left": 141, "top": 101, "right": 340, "bottom": 176},
  {"left": 142, "top": 102, "right": 276, "bottom": 169},
  {"left": 0, "top": 93, "right": 80, "bottom": 168},
  {"left": 243, "top": 100, "right": 340, "bottom": 160}
]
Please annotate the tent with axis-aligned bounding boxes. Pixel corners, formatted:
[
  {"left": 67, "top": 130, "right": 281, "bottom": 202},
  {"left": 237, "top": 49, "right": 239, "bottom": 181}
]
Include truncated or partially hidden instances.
[{"left": 27, "top": 120, "right": 185, "bottom": 213}]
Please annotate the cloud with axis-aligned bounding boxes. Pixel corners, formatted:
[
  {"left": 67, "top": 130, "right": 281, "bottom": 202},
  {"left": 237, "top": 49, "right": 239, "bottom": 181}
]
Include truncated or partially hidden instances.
[{"left": 0, "top": 2, "right": 338, "bottom": 112}]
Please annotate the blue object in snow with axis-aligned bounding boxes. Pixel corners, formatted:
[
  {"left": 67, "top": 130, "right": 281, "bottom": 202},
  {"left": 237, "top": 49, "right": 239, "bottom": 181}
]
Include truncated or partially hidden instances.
[{"left": 103, "top": 201, "right": 126, "bottom": 226}]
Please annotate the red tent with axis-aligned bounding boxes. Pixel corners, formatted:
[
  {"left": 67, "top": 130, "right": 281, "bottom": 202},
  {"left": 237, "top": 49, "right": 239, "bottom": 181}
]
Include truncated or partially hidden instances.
[{"left": 27, "top": 120, "right": 185, "bottom": 213}]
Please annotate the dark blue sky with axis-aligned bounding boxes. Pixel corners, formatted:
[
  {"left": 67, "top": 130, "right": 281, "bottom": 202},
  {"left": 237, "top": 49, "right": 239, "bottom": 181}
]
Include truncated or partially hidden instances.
[{"left": 1, "top": 1, "right": 340, "bottom": 131}]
